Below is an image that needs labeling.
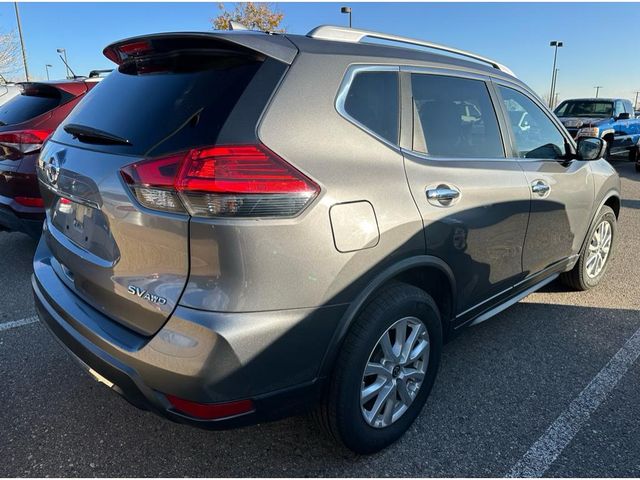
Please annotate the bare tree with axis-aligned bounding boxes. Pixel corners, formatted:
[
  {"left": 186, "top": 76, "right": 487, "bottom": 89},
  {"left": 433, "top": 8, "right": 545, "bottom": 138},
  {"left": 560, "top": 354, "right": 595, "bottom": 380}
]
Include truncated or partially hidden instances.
[
  {"left": 0, "top": 31, "right": 20, "bottom": 81},
  {"left": 213, "top": 3, "right": 285, "bottom": 33}
]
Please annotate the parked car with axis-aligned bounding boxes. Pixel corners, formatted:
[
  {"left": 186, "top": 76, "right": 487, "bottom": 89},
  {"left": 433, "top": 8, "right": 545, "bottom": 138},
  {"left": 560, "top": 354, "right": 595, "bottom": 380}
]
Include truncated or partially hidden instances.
[
  {"left": 0, "top": 77, "right": 101, "bottom": 237},
  {"left": 33, "top": 26, "right": 620, "bottom": 454},
  {"left": 554, "top": 98, "right": 640, "bottom": 161}
]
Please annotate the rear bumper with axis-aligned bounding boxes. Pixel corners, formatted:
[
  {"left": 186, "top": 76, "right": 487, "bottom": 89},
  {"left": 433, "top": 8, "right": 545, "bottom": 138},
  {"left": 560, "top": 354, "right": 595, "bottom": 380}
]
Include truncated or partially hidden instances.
[
  {"left": 0, "top": 196, "right": 43, "bottom": 238},
  {"left": 32, "top": 238, "right": 346, "bottom": 429}
]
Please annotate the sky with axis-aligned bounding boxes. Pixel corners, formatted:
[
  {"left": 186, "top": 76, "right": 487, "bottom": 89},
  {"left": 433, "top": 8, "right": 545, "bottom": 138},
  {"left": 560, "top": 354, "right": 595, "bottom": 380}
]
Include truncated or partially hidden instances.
[{"left": 1, "top": 2, "right": 639, "bottom": 103}]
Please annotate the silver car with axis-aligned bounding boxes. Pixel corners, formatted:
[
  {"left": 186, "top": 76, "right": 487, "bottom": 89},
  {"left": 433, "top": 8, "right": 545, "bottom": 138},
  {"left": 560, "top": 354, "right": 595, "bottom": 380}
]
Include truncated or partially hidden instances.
[{"left": 33, "top": 25, "right": 620, "bottom": 454}]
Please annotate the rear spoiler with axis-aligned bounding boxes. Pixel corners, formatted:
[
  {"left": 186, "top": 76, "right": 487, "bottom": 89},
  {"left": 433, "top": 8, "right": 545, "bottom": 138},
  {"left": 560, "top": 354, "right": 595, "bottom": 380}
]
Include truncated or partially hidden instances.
[
  {"left": 103, "top": 32, "right": 298, "bottom": 66},
  {"left": 17, "top": 81, "right": 86, "bottom": 99}
]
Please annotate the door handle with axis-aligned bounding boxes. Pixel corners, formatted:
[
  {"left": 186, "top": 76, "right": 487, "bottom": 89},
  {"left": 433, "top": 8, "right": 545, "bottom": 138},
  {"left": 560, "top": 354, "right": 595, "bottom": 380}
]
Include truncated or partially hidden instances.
[
  {"left": 426, "top": 185, "right": 460, "bottom": 205},
  {"left": 531, "top": 180, "right": 550, "bottom": 196}
]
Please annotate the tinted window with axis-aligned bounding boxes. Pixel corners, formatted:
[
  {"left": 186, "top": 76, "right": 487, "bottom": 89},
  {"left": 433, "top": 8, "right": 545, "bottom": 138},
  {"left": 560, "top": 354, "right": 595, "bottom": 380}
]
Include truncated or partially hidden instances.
[
  {"left": 344, "top": 70, "right": 399, "bottom": 144},
  {"left": 0, "top": 89, "right": 61, "bottom": 126},
  {"left": 499, "top": 86, "right": 566, "bottom": 160},
  {"left": 53, "top": 53, "right": 271, "bottom": 156},
  {"left": 554, "top": 100, "right": 613, "bottom": 118},
  {"left": 411, "top": 74, "right": 504, "bottom": 158}
]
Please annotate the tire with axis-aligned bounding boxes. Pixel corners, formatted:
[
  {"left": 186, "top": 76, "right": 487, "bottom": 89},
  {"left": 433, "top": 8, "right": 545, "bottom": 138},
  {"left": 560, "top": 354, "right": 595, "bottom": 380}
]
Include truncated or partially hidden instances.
[
  {"left": 560, "top": 205, "right": 616, "bottom": 291},
  {"left": 628, "top": 146, "right": 639, "bottom": 163},
  {"left": 314, "top": 282, "right": 442, "bottom": 454},
  {"left": 635, "top": 162, "right": 640, "bottom": 173}
]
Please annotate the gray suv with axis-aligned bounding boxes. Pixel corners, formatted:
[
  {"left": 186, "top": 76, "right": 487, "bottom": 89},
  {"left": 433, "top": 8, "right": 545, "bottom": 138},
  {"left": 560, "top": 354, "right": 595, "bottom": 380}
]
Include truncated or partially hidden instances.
[{"left": 33, "top": 25, "right": 620, "bottom": 454}]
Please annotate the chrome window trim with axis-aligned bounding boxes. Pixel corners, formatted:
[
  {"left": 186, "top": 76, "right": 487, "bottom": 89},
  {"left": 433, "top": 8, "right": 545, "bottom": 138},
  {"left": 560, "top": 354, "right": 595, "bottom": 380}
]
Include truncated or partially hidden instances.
[
  {"left": 335, "top": 64, "right": 401, "bottom": 152},
  {"left": 400, "top": 65, "right": 492, "bottom": 82}
]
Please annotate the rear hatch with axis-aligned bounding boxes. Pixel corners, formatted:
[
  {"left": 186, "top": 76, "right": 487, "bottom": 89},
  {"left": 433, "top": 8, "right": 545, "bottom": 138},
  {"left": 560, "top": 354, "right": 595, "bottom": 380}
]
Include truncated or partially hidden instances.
[
  {"left": 39, "top": 33, "right": 294, "bottom": 336},
  {"left": 0, "top": 83, "right": 72, "bottom": 172}
]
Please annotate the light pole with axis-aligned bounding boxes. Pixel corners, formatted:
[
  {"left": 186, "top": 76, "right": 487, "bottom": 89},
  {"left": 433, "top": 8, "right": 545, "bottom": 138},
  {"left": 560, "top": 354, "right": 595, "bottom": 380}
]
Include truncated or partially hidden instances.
[
  {"left": 45, "top": 64, "right": 52, "bottom": 81},
  {"left": 594, "top": 86, "right": 603, "bottom": 98},
  {"left": 552, "top": 68, "right": 559, "bottom": 107},
  {"left": 341, "top": 6, "right": 352, "bottom": 28},
  {"left": 57, "top": 48, "right": 70, "bottom": 79},
  {"left": 554, "top": 92, "right": 559, "bottom": 109},
  {"left": 14, "top": 2, "right": 29, "bottom": 81},
  {"left": 548, "top": 41, "right": 563, "bottom": 108},
  {"left": 634, "top": 91, "right": 639, "bottom": 110}
]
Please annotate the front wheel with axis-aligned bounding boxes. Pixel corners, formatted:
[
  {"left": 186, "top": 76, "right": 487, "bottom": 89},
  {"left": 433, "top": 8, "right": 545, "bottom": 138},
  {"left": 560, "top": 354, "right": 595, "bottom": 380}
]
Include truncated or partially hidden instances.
[
  {"left": 560, "top": 206, "right": 616, "bottom": 290},
  {"left": 315, "top": 282, "right": 442, "bottom": 454}
]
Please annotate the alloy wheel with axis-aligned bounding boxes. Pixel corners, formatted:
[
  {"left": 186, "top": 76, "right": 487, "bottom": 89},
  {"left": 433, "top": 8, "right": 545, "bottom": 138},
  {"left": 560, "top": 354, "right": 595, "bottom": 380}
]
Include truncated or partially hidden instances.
[
  {"left": 586, "top": 220, "right": 612, "bottom": 278},
  {"left": 360, "top": 317, "right": 430, "bottom": 428}
]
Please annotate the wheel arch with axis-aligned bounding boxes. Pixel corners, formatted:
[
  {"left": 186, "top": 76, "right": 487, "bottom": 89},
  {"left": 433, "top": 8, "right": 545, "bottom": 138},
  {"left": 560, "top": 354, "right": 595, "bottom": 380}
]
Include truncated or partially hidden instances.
[
  {"left": 576, "top": 189, "right": 620, "bottom": 258},
  {"left": 317, "top": 255, "right": 456, "bottom": 379},
  {"left": 604, "top": 194, "right": 620, "bottom": 219}
]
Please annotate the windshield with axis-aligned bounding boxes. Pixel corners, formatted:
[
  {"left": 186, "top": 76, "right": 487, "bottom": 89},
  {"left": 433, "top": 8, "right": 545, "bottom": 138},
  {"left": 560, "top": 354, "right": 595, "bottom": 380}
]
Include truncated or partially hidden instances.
[{"left": 555, "top": 100, "right": 613, "bottom": 118}]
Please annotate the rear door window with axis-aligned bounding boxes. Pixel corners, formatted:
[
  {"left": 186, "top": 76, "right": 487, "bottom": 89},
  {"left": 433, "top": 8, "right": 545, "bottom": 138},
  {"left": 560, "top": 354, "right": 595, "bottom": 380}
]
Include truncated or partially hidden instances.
[
  {"left": 52, "top": 52, "right": 274, "bottom": 157},
  {"left": 411, "top": 74, "right": 504, "bottom": 158},
  {"left": 342, "top": 70, "right": 399, "bottom": 145},
  {"left": 0, "top": 86, "right": 61, "bottom": 126}
]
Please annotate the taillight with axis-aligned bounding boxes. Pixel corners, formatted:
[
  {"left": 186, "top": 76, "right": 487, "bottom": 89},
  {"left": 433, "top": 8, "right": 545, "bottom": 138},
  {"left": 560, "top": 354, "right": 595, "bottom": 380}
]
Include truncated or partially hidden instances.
[
  {"left": 121, "top": 144, "right": 320, "bottom": 218},
  {"left": 0, "top": 129, "right": 52, "bottom": 157}
]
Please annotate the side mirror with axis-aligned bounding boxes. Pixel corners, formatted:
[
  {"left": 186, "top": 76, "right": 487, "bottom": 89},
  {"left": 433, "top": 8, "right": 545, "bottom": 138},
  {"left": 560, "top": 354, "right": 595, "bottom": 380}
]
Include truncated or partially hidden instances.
[
  {"left": 577, "top": 137, "right": 606, "bottom": 161},
  {"left": 617, "top": 112, "right": 631, "bottom": 120}
]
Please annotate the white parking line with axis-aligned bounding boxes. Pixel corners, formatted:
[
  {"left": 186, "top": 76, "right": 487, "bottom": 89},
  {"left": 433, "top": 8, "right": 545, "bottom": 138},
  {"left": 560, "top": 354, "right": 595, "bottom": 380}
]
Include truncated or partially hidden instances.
[
  {"left": 0, "top": 315, "right": 39, "bottom": 332},
  {"left": 507, "top": 325, "right": 640, "bottom": 478}
]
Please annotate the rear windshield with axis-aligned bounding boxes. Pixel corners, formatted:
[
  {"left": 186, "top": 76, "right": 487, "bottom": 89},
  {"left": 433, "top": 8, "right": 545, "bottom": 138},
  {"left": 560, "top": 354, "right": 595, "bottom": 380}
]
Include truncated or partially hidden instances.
[
  {"left": 53, "top": 51, "right": 276, "bottom": 156},
  {"left": 555, "top": 100, "right": 614, "bottom": 118},
  {"left": 0, "top": 87, "right": 61, "bottom": 126}
]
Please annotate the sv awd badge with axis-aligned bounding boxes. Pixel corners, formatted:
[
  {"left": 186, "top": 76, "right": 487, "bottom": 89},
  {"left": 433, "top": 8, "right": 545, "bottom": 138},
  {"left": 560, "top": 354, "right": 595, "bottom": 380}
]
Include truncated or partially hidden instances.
[{"left": 127, "top": 285, "right": 168, "bottom": 305}]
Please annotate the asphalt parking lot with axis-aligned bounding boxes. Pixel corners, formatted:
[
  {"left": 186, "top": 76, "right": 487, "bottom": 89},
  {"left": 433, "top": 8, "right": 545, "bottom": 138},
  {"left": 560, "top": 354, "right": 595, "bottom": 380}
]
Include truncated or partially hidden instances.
[{"left": 1, "top": 160, "right": 639, "bottom": 478}]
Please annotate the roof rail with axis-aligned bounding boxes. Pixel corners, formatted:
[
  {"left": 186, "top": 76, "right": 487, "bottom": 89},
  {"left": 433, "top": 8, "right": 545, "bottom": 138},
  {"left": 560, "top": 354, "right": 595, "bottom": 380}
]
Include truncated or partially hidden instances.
[
  {"left": 229, "top": 21, "right": 249, "bottom": 31},
  {"left": 307, "top": 25, "right": 515, "bottom": 77}
]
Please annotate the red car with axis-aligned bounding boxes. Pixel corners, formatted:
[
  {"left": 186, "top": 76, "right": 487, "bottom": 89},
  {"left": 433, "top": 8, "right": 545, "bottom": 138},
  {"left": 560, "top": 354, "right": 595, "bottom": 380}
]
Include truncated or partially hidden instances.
[{"left": 0, "top": 77, "right": 101, "bottom": 238}]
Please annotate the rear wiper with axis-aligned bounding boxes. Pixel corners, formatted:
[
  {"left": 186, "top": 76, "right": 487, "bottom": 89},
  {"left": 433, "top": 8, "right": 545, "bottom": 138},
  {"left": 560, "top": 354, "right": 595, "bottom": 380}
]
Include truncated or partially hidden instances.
[{"left": 64, "top": 123, "right": 131, "bottom": 146}]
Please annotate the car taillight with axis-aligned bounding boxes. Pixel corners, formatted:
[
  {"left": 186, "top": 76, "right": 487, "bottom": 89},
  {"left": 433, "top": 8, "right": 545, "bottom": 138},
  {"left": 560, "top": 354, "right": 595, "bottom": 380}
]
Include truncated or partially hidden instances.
[
  {"left": 0, "top": 129, "right": 52, "bottom": 156},
  {"left": 121, "top": 144, "right": 320, "bottom": 218}
]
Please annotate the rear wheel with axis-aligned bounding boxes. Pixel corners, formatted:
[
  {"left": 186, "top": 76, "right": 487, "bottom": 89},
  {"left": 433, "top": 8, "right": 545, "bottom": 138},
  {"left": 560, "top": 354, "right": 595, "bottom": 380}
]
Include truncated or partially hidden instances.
[
  {"left": 630, "top": 145, "right": 640, "bottom": 163},
  {"left": 560, "top": 206, "right": 616, "bottom": 290},
  {"left": 315, "top": 282, "right": 442, "bottom": 454}
]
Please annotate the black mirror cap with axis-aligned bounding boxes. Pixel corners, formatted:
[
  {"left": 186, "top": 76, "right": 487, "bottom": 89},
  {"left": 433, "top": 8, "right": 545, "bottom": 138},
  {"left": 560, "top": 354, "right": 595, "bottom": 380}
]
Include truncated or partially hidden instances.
[
  {"left": 577, "top": 137, "right": 606, "bottom": 161},
  {"left": 617, "top": 112, "right": 631, "bottom": 120}
]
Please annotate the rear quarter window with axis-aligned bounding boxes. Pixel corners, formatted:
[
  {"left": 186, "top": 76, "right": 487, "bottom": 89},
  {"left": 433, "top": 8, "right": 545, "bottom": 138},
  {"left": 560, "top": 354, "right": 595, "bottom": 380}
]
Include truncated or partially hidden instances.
[{"left": 342, "top": 70, "right": 399, "bottom": 145}]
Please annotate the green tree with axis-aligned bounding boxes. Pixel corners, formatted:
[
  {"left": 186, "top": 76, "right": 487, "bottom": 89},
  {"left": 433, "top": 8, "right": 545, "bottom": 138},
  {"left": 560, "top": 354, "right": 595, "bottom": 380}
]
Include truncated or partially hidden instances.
[{"left": 213, "top": 3, "right": 285, "bottom": 33}]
